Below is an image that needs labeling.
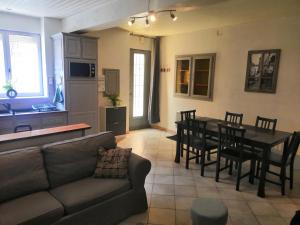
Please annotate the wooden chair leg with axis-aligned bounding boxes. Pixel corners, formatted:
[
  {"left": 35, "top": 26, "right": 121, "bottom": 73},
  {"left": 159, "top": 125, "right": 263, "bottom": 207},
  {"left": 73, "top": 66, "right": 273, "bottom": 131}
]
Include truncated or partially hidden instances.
[
  {"left": 249, "top": 159, "right": 255, "bottom": 184},
  {"left": 180, "top": 143, "right": 184, "bottom": 157},
  {"left": 290, "top": 164, "right": 294, "bottom": 190},
  {"left": 186, "top": 149, "right": 190, "bottom": 169},
  {"left": 256, "top": 161, "right": 261, "bottom": 177},
  {"left": 236, "top": 162, "right": 242, "bottom": 191},
  {"left": 201, "top": 150, "right": 206, "bottom": 177},
  {"left": 280, "top": 167, "right": 286, "bottom": 195},
  {"left": 215, "top": 154, "right": 221, "bottom": 182},
  {"left": 207, "top": 151, "right": 211, "bottom": 161},
  {"left": 196, "top": 149, "right": 200, "bottom": 164},
  {"left": 229, "top": 160, "right": 233, "bottom": 175}
]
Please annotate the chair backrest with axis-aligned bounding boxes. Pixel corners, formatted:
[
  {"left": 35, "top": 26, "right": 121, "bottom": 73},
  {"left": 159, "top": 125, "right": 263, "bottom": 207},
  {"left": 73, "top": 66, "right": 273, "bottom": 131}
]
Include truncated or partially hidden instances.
[
  {"left": 14, "top": 125, "right": 32, "bottom": 133},
  {"left": 180, "top": 110, "right": 196, "bottom": 121},
  {"left": 186, "top": 119, "right": 207, "bottom": 147},
  {"left": 225, "top": 111, "right": 243, "bottom": 125},
  {"left": 283, "top": 131, "right": 300, "bottom": 165},
  {"left": 255, "top": 116, "right": 277, "bottom": 132},
  {"left": 218, "top": 123, "right": 246, "bottom": 157}
]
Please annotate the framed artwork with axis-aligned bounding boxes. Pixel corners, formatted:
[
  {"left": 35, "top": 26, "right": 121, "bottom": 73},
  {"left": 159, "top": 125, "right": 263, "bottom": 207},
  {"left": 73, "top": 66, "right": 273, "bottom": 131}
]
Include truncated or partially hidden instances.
[{"left": 245, "top": 49, "right": 281, "bottom": 93}]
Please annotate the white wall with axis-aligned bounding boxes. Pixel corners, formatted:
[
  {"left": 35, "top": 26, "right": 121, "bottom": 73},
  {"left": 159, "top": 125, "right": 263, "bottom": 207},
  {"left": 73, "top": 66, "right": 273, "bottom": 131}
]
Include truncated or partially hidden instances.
[
  {"left": 0, "top": 12, "right": 40, "bottom": 33},
  {"left": 158, "top": 16, "right": 300, "bottom": 133},
  {"left": 89, "top": 28, "right": 152, "bottom": 132}
]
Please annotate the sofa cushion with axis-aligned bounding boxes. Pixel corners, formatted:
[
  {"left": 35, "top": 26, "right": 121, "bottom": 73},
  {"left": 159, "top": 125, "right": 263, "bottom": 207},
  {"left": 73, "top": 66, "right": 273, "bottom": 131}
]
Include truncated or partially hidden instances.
[
  {"left": 94, "top": 147, "right": 132, "bottom": 178},
  {"left": 42, "top": 132, "right": 116, "bottom": 188},
  {"left": 50, "top": 177, "right": 131, "bottom": 214},
  {"left": 0, "top": 147, "right": 49, "bottom": 202},
  {"left": 0, "top": 191, "right": 64, "bottom": 225}
]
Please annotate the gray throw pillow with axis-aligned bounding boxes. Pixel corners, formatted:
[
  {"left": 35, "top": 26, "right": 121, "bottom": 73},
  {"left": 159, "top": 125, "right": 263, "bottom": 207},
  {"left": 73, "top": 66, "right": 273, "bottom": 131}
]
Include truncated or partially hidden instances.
[{"left": 94, "top": 147, "right": 132, "bottom": 178}]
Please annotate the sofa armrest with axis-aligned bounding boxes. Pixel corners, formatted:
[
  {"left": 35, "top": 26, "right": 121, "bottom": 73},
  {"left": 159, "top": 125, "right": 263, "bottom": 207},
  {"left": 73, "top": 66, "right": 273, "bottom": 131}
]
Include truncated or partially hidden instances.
[{"left": 128, "top": 153, "right": 151, "bottom": 189}]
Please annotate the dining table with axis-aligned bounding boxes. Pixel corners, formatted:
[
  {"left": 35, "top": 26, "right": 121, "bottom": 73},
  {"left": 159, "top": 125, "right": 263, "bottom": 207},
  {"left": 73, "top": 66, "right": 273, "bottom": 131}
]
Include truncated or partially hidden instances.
[{"left": 173, "top": 117, "right": 292, "bottom": 197}]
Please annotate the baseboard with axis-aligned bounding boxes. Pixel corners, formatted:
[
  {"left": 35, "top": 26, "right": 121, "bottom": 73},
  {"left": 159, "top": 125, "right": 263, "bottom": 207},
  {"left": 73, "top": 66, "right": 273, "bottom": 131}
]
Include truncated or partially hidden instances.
[{"left": 150, "top": 124, "right": 176, "bottom": 134}]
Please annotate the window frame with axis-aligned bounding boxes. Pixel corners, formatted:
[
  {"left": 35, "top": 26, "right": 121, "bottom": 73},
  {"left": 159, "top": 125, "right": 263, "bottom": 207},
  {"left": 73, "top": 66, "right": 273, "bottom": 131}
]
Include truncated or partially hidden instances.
[{"left": 0, "top": 29, "right": 44, "bottom": 98}]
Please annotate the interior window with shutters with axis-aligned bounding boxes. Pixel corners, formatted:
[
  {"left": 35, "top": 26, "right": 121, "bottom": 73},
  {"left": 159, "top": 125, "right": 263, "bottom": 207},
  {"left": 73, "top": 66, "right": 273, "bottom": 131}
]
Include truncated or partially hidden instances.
[{"left": 0, "top": 31, "right": 44, "bottom": 98}]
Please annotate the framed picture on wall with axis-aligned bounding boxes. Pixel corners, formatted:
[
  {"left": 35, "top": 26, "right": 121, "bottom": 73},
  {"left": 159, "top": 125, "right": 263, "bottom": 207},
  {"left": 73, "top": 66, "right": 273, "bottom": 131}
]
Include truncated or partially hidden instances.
[{"left": 244, "top": 49, "right": 281, "bottom": 93}]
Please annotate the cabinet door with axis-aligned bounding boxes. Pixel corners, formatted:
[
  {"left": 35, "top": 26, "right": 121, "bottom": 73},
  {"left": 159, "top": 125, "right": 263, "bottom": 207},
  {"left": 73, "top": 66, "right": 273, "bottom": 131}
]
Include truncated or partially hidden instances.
[
  {"left": 191, "top": 54, "right": 215, "bottom": 100},
  {"left": 81, "top": 38, "right": 97, "bottom": 59},
  {"left": 64, "top": 36, "right": 81, "bottom": 58},
  {"left": 174, "top": 57, "right": 192, "bottom": 96}
]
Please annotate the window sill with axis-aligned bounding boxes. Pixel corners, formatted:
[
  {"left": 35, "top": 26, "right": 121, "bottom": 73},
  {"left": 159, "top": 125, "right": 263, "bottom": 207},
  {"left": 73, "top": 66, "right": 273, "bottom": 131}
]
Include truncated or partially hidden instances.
[{"left": 0, "top": 96, "right": 48, "bottom": 100}]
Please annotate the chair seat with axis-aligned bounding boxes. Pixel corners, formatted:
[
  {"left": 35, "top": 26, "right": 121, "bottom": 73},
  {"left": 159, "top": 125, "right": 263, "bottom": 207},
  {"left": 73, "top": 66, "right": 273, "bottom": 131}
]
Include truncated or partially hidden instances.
[
  {"left": 257, "top": 151, "right": 288, "bottom": 166},
  {"left": 50, "top": 177, "right": 131, "bottom": 214},
  {"left": 220, "top": 147, "right": 254, "bottom": 162},
  {"left": 166, "top": 134, "right": 178, "bottom": 141},
  {"left": 0, "top": 191, "right": 64, "bottom": 225}
]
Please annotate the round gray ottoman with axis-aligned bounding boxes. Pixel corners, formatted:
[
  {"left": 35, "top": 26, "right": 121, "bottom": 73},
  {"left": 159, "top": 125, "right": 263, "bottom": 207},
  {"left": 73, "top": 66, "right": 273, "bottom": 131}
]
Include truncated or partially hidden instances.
[{"left": 190, "top": 198, "right": 228, "bottom": 225}]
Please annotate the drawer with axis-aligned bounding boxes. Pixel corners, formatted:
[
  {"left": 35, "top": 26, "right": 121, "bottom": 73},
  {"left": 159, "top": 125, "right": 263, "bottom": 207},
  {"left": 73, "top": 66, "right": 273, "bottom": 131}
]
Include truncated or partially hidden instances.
[
  {"left": 106, "top": 107, "right": 126, "bottom": 123},
  {"left": 106, "top": 120, "right": 126, "bottom": 136}
]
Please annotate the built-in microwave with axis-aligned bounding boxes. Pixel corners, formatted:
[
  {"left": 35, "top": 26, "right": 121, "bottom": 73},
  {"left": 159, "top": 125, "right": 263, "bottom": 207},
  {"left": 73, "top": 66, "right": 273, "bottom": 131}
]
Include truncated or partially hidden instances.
[{"left": 69, "top": 60, "right": 96, "bottom": 78}]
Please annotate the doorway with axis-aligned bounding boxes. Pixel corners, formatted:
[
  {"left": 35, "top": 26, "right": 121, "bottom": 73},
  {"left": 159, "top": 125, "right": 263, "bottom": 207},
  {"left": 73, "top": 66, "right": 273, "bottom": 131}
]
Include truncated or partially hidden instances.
[{"left": 129, "top": 49, "right": 151, "bottom": 130}]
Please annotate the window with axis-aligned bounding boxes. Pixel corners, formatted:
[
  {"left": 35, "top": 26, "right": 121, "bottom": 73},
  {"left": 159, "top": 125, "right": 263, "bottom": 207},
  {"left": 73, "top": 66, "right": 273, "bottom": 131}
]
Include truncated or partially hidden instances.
[{"left": 0, "top": 30, "right": 44, "bottom": 98}]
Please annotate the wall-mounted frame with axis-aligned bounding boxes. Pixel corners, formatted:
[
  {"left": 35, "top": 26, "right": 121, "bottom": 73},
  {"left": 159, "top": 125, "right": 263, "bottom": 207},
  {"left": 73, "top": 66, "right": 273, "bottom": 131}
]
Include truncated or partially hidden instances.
[
  {"left": 174, "top": 53, "right": 216, "bottom": 100},
  {"left": 245, "top": 49, "right": 281, "bottom": 93},
  {"left": 103, "top": 68, "right": 120, "bottom": 96}
]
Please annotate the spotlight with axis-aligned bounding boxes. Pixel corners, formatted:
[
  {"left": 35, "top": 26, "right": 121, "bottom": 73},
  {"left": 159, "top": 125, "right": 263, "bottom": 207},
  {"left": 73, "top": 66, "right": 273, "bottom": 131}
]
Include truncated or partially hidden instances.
[
  {"left": 145, "top": 17, "right": 150, "bottom": 27},
  {"left": 170, "top": 11, "right": 177, "bottom": 21},
  {"left": 128, "top": 18, "right": 135, "bottom": 26},
  {"left": 149, "top": 13, "right": 156, "bottom": 22}
]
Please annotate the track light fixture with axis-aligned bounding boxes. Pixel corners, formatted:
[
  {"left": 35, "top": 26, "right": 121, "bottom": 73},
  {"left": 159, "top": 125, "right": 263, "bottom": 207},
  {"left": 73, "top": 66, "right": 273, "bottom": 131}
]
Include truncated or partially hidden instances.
[{"left": 128, "top": 10, "right": 177, "bottom": 27}]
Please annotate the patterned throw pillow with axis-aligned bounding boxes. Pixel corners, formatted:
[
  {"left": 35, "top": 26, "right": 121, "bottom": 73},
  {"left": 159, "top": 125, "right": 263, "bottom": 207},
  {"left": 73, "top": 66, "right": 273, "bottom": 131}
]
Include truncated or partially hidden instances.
[{"left": 94, "top": 147, "right": 132, "bottom": 178}]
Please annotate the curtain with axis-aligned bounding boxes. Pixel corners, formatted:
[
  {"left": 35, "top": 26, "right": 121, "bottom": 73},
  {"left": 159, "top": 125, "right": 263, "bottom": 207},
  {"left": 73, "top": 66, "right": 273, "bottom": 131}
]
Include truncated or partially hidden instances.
[{"left": 148, "top": 37, "right": 160, "bottom": 124}]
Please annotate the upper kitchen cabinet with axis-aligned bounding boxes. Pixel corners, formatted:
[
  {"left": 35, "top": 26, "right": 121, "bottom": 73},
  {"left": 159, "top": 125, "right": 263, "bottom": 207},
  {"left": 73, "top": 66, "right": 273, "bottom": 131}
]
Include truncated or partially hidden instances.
[
  {"left": 175, "top": 53, "right": 216, "bottom": 100},
  {"left": 57, "top": 33, "right": 97, "bottom": 60},
  {"left": 64, "top": 36, "right": 81, "bottom": 58},
  {"left": 81, "top": 38, "right": 98, "bottom": 59}
]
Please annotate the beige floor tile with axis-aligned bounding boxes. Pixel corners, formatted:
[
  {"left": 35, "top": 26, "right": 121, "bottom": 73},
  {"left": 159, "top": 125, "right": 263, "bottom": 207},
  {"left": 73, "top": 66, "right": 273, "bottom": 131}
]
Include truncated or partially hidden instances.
[
  {"left": 272, "top": 203, "right": 299, "bottom": 219},
  {"left": 175, "top": 210, "right": 192, "bottom": 225},
  {"left": 196, "top": 186, "right": 220, "bottom": 198},
  {"left": 175, "top": 196, "right": 197, "bottom": 210},
  {"left": 256, "top": 216, "right": 289, "bottom": 225},
  {"left": 175, "top": 185, "right": 197, "bottom": 197},
  {"left": 229, "top": 213, "right": 259, "bottom": 225},
  {"left": 248, "top": 201, "right": 279, "bottom": 216},
  {"left": 148, "top": 208, "right": 175, "bottom": 225},
  {"left": 152, "top": 184, "right": 175, "bottom": 195},
  {"left": 174, "top": 176, "right": 194, "bottom": 185},
  {"left": 154, "top": 175, "right": 174, "bottom": 185},
  {"left": 223, "top": 199, "right": 252, "bottom": 215},
  {"left": 151, "top": 195, "right": 175, "bottom": 209},
  {"left": 174, "top": 168, "right": 194, "bottom": 177},
  {"left": 219, "top": 188, "right": 244, "bottom": 200},
  {"left": 121, "top": 211, "right": 149, "bottom": 224},
  {"left": 153, "top": 167, "right": 174, "bottom": 175}
]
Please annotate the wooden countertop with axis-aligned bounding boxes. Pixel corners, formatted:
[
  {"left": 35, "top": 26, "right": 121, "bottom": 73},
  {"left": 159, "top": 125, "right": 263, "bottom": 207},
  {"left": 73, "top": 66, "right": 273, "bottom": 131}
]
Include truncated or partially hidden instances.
[{"left": 0, "top": 123, "right": 91, "bottom": 143}]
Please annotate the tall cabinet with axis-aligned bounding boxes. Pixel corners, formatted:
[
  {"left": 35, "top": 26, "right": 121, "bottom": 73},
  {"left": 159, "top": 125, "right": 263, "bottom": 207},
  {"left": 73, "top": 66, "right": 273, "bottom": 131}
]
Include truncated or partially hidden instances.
[{"left": 52, "top": 33, "right": 98, "bottom": 134}]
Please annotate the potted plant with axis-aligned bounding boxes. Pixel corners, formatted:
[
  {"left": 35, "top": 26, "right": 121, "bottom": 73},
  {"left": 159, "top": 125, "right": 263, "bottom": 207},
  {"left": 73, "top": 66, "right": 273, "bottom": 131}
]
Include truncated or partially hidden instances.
[
  {"left": 3, "top": 80, "right": 17, "bottom": 99},
  {"left": 107, "top": 95, "right": 121, "bottom": 107}
]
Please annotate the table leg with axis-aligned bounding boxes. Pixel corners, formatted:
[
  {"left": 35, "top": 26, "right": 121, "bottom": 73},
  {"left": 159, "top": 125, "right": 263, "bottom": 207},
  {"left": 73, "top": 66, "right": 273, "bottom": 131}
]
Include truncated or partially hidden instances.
[
  {"left": 81, "top": 129, "right": 86, "bottom": 137},
  {"left": 175, "top": 124, "right": 181, "bottom": 163},
  {"left": 257, "top": 145, "right": 271, "bottom": 197}
]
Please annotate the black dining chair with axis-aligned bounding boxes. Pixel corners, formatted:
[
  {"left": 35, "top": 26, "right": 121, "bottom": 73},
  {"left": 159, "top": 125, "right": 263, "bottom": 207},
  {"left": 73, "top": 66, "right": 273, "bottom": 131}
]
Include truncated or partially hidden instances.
[
  {"left": 256, "top": 131, "right": 300, "bottom": 195},
  {"left": 215, "top": 123, "right": 255, "bottom": 191},
  {"left": 166, "top": 110, "right": 196, "bottom": 157},
  {"left": 254, "top": 116, "right": 277, "bottom": 176},
  {"left": 225, "top": 111, "right": 243, "bottom": 125},
  {"left": 255, "top": 116, "right": 277, "bottom": 132},
  {"left": 185, "top": 119, "right": 218, "bottom": 173}
]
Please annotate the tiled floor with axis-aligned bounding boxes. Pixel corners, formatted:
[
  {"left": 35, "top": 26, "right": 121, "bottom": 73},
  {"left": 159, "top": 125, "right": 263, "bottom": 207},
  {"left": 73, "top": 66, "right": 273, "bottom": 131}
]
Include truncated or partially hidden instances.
[{"left": 116, "top": 129, "right": 300, "bottom": 225}]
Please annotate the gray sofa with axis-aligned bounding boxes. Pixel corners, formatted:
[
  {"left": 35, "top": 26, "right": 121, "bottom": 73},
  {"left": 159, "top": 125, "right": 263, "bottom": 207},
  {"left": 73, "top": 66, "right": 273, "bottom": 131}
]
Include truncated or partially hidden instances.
[{"left": 0, "top": 132, "right": 151, "bottom": 225}]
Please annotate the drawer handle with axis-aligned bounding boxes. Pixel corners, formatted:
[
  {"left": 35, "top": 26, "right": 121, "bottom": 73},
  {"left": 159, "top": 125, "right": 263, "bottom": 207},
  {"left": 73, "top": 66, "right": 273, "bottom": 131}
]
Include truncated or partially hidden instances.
[{"left": 113, "top": 122, "right": 119, "bottom": 125}]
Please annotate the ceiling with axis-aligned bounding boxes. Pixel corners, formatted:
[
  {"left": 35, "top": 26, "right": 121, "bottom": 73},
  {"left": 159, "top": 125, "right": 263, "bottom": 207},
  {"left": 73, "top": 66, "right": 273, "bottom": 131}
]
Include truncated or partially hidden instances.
[
  {"left": 0, "top": 0, "right": 113, "bottom": 18},
  {"left": 118, "top": 0, "right": 300, "bottom": 36}
]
